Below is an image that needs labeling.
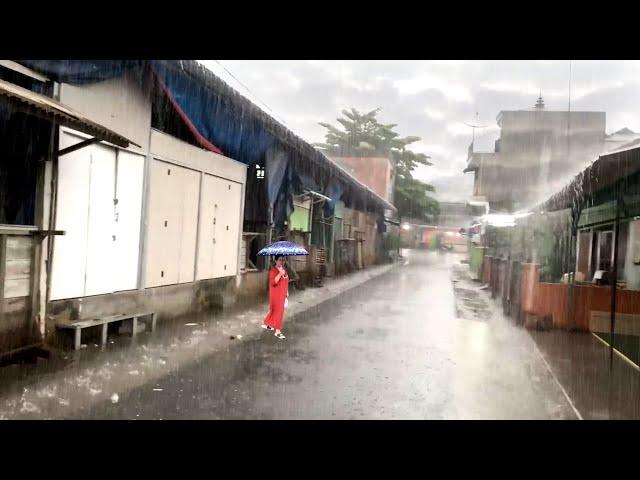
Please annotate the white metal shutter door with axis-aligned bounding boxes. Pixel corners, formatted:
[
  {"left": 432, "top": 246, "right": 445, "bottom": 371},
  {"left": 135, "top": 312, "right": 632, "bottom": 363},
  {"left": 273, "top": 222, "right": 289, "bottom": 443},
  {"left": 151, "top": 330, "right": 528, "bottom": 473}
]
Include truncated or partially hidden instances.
[
  {"left": 210, "top": 176, "right": 230, "bottom": 278},
  {"left": 50, "top": 133, "right": 92, "bottom": 300},
  {"left": 196, "top": 173, "right": 217, "bottom": 280},
  {"left": 222, "top": 181, "right": 242, "bottom": 276},
  {"left": 212, "top": 179, "right": 242, "bottom": 278},
  {"left": 144, "top": 159, "right": 180, "bottom": 287},
  {"left": 177, "top": 167, "right": 200, "bottom": 283},
  {"left": 113, "top": 150, "right": 144, "bottom": 292},
  {"left": 84, "top": 144, "right": 116, "bottom": 296}
]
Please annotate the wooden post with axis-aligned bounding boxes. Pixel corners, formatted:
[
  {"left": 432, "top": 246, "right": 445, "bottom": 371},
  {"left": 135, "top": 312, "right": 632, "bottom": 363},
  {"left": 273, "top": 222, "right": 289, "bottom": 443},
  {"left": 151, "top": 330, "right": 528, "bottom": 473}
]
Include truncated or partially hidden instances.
[
  {"left": 101, "top": 323, "right": 108, "bottom": 346},
  {"left": 45, "top": 125, "right": 59, "bottom": 320},
  {"left": 29, "top": 235, "right": 41, "bottom": 339},
  {"left": 74, "top": 328, "right": 81, "bottom": 351}
]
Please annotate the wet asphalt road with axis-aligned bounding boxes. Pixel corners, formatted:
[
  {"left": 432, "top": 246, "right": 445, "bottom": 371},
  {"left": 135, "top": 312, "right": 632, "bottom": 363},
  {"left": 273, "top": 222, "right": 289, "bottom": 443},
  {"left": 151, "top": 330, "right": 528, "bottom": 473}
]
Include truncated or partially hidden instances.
[{"left": 72, "top": 250, "right": 577, "bottom": 419}]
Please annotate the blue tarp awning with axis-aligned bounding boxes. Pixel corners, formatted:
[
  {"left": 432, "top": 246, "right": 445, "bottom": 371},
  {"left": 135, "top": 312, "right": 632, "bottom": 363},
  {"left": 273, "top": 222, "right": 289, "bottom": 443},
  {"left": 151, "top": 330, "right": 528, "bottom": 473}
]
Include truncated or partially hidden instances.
[{"left": 18, "top": 60, "right": 395, "bottom": 221}]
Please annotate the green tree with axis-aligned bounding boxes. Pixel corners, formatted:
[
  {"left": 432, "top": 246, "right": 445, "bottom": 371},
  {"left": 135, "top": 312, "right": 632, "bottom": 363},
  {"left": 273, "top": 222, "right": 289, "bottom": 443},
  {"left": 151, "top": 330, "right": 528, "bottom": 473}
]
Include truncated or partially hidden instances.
[{"left": 316, "top": 107, "right": 438, "bottom": 222}]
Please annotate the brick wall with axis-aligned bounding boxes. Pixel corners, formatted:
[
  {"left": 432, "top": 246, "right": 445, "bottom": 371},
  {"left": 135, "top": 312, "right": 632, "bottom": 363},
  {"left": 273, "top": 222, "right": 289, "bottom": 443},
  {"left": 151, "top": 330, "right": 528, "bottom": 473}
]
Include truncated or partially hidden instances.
[{"left": 331, "top": 156, "right": 393, "bottom": 202}]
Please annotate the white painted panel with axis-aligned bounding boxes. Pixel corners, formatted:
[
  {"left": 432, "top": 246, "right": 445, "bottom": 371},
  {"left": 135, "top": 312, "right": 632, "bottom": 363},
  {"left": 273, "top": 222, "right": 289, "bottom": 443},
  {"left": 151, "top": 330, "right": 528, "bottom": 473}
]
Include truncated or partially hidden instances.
[
  {"left": 113, "top": 150, "right": 144, "bottom": 292},
  {"left": 144, "top": 159, "right": 180, "bottom": 287},
  {"left": 145, "top": 158, "right": 241, "bottom": 286},
  {"left": 196, "top": 174, "right": 216, "bottom": 280},
  {"left": 222, "top": 181, "right": 242, "bottom": 276},
  {"left": 50, "top": 133, "right": 91, "bottom": 300},
  {"left": 212, "top": 178, "right": 242, "bottom": 278},
  {"left": 84, "top": 144, "right": 116, "bottom": 296},
  {"left": 177, "top": 167, "right": 200, "bottom": 283},
  {"left": 209, "top": 176, "right": 228, "bottom": 279},
  {"left": 161, "top": 165, "right": 183, "bottom": 284}
]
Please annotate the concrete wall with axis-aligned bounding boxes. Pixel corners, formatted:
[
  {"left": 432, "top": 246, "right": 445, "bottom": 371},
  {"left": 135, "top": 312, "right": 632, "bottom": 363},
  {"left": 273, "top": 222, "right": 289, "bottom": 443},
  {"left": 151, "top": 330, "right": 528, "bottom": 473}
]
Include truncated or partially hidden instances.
[
  {"left": 46, "top": 275, "right": 235, "bottom": 345},
  {"left": 236, "top": 270, "right": 269, "bottom": 303},
  {"left": 149, "top": 130, "right": 246, "bottom": 184},
  {"left": 472, "top": 152, "right": 503, "bottom": 203},
  {"left": 59, "top": 72, "right": 152, "bottom": 154},
  {"left": 499, "top": 111, "right": 605, "bottom": 190}
]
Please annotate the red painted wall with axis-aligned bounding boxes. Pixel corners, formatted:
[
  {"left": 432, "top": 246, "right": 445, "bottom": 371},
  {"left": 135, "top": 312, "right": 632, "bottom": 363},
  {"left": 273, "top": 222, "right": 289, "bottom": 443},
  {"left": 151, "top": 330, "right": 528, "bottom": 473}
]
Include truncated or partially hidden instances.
[{"left": 520, "top": 264, "right": 640, "bottom": 331}]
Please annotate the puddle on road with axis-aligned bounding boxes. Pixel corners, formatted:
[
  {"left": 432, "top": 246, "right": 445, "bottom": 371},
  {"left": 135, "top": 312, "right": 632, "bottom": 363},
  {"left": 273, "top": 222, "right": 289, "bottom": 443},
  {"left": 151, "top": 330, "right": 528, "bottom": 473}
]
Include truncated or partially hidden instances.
[{"left": 452, "top": 267, "right": 492, "bottom": 322}]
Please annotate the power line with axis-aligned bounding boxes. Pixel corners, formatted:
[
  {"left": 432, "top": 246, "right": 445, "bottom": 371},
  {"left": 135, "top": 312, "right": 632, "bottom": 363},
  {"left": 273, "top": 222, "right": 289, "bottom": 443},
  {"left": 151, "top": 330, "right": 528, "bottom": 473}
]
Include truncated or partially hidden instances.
[{"left": 213, "top": 60, "right": 291, "bottom": 129}]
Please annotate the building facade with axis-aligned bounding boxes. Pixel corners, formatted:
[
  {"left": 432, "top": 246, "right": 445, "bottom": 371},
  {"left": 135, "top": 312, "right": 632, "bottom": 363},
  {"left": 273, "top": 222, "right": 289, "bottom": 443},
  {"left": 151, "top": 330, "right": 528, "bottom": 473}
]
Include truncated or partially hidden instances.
[
  {"left": 0, "top": 60, "right": 396, "bottom": 356},
  {"left": 464, "top": 97, "right": 613, "bottom": 213}
]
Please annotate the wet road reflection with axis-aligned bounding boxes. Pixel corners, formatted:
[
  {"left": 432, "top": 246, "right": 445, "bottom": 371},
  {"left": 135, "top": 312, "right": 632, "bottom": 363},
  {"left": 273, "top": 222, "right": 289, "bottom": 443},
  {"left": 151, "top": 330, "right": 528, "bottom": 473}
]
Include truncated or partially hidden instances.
[{"left": 75, "top": 250, "right": 577, "bottom": 419}]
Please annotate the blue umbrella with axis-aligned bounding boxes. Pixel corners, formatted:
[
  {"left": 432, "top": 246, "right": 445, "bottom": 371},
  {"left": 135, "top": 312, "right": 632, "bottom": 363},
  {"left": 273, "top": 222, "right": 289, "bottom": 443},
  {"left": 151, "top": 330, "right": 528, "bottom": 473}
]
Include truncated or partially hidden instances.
[{"left": 257, "top": 241, "right": 309, "bottom": 256}]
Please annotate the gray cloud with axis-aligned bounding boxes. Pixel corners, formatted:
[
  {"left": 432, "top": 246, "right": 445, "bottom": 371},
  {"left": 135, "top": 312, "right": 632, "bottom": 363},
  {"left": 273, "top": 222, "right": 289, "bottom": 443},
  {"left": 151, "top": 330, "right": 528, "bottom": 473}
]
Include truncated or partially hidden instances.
[{"left": 200, "top": 60, "right": 640, "bottom": 202}]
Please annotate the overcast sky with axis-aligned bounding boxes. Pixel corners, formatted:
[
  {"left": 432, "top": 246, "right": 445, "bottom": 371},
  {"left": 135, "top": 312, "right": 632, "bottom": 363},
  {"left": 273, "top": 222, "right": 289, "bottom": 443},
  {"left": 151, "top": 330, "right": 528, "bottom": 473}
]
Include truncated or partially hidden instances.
[{"left": 198, "top": 60, "right": 640, "bottom": 202}]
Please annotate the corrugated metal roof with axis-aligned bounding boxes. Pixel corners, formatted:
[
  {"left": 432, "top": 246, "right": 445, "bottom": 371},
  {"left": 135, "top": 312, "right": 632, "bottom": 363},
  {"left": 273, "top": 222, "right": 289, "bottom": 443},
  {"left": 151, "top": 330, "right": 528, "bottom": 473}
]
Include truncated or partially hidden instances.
[
  {"left": 602, "top": 137, "right": 640, "bottom": 156},
  {"left": 542, "top": 145, "right": 640, "bottom": 212},
  {"left": 0, "top": 78, "right": 138, "bottom": 149}
]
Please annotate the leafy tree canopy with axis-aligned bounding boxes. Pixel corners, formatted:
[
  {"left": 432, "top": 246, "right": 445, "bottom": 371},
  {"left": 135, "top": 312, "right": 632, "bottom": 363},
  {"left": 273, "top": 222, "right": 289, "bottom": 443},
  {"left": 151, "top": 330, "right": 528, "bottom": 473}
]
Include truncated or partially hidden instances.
[{"left": 317, "top": 108, "right": 439, "bottom": 222}]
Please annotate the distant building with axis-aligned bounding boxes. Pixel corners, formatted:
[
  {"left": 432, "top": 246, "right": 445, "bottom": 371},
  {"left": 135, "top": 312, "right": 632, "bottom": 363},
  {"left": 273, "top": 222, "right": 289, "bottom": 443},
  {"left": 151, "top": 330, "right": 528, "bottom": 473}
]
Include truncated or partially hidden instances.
[
  {"left": 435, "top": 202, "right": 474, "bottom": 229},
  {"left": 463, "top": 96, "right": 638, "bottom": 213}
]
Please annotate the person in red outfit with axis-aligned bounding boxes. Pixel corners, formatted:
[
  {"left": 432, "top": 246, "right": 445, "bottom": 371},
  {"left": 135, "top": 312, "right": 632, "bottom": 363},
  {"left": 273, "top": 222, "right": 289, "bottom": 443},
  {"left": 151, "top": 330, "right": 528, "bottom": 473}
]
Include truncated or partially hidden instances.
[{"left": 262, "top": 255, "right": 289, "bottom": 339}]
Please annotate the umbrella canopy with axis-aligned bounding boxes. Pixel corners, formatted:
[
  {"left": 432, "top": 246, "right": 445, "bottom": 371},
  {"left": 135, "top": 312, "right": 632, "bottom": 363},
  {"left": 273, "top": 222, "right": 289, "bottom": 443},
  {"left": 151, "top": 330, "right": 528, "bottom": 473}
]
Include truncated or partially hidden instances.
[{"left": 257, "top": 241, "right": 309, "bottom": 256}]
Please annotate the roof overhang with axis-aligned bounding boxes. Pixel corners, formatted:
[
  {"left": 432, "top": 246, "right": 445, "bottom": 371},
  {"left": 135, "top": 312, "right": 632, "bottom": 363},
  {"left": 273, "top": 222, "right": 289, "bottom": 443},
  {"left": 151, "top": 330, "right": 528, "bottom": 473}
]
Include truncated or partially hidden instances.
[
  {"left": 542, "top": 145, "right": 640, "bottom": 212},
  {"left": 295, "top": 190, "right": 332, "bottom": 204},
  {"left": 0, "top": 78, "right": 139, "bottom": 150}
]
